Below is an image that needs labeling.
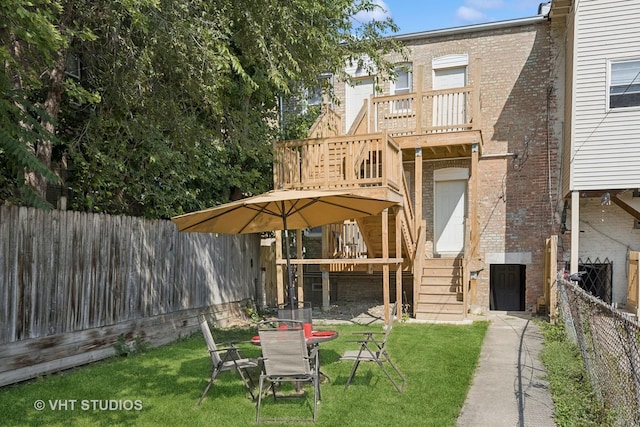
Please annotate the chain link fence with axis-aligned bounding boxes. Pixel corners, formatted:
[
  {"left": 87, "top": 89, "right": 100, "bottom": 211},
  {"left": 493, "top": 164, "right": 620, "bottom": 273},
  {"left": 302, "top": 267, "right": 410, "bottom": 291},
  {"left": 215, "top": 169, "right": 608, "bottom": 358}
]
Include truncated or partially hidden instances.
[{"left": 558, "top": 278, "right": 640, "bottom": 426}]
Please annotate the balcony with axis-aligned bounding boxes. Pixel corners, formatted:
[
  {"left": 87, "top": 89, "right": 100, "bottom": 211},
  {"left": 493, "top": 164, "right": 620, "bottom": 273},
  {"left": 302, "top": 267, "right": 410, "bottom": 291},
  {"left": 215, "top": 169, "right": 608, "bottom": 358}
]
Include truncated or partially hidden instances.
[{"left": 273, "top": 131, "right": 404, "bottom": 203}]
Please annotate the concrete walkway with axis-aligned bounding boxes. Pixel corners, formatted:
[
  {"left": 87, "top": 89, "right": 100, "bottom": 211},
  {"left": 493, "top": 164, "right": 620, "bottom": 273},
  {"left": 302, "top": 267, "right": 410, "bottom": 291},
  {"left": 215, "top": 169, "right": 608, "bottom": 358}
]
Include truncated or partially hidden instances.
[{"left": 457, "top": 312, "right": 556, "bottom": 427}]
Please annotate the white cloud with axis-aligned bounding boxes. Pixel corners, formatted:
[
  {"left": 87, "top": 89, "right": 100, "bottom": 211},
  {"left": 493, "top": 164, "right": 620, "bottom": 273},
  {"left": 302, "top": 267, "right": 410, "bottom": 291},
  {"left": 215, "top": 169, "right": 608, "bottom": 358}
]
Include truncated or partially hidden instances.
[
  {"left": 455, "top": 6, "right": 487, "bottom": 23},
  {"left": 466, "top": 0, "right": 505, "bottom": 10},
  {"left": 353, "top": 0, "right": 390, "bottom": 23}
]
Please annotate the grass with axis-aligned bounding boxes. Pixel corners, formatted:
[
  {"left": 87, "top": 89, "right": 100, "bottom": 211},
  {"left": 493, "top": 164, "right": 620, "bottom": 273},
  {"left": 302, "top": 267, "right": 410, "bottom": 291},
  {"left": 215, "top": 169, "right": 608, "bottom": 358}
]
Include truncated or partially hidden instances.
[
  {"left": 538, "top": 320, "right": 614, "bottom": 427},
  {"left": 0, "top": 322, "right": 488, "bottom": 427}
]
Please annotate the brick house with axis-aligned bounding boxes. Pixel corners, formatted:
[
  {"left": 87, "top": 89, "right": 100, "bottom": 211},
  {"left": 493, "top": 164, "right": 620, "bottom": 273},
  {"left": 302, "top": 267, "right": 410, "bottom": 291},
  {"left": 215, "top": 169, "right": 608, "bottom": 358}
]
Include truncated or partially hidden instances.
[{"left": 271, "top": 7, "right": 563, "bottom": 321}]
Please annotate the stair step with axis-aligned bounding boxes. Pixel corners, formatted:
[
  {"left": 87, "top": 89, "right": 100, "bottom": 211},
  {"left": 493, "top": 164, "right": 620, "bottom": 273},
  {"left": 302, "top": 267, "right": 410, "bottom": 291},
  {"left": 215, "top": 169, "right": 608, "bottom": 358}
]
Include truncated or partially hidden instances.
[
  {"left": 419, "top": 282, "right": 461, "bottom": 292},
  {"left": 415, "top": 311, "right": 465, "bottom": 322},
  {"left": 418, "top": 301, "right": 464, "bottom": 311},
  {"left": 417, "top": 293, "right": 462, "bottom": 304},
  {"left": 422, "top": 266, "right": 461, "bottom": 276},
  {"left": 416, "top": 258, "right": 466, "bottom": 322},
  {"left": 423, "top": 258, "right": 463, "bottom": 267}
]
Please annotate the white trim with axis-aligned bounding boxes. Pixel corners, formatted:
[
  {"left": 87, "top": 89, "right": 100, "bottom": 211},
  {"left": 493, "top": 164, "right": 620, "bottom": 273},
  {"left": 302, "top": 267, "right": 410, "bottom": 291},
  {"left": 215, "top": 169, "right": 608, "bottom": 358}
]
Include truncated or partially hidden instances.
[
  {"left": 606, "top": 57, "right": 640, "bottom": 112},
  {"left": 432, "top": 54, "right": 469, "bottom": 70},
  {"left": 390, "top": 62, "right": 413, "bottom": 94},
  {"left": 485, "top": 252, "right": 533, "bottom": 264},
  {"left": 434, "top": 167, "right": 469, "bottom": 181},
  {"left": 345, "top": 55, "right": 376, "bottom": 78}
]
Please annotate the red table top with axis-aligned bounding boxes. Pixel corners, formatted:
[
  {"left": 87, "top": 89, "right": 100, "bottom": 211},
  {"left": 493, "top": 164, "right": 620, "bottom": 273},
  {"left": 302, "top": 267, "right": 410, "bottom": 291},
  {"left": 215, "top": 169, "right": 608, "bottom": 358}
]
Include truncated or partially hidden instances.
[{"left": 251, "top": 330, "right": 338, "bottom": 345}]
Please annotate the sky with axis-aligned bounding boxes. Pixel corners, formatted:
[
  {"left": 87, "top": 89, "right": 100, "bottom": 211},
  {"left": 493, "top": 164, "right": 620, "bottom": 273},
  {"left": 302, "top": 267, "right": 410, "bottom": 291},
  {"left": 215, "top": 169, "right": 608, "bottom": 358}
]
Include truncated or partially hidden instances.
[{"left": 355, "top": 0, "right": 548, "bottom": 35}]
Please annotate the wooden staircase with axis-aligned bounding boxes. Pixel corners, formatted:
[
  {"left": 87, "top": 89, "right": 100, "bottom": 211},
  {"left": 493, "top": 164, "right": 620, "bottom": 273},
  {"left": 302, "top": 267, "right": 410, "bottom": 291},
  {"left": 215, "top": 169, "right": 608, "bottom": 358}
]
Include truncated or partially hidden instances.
[
  {"left": 282, "top": 106, "right": 474, "bottom": 320},
  {"left": 415, "top": 257, "right": 465, "bottom": 321}
]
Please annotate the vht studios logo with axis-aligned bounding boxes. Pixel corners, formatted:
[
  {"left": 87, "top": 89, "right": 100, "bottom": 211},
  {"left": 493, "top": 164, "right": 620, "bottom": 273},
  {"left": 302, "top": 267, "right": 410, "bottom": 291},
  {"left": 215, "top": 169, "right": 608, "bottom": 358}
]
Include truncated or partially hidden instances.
[{"left": 34, "top": 399, "right": 143, "bottom": 411}]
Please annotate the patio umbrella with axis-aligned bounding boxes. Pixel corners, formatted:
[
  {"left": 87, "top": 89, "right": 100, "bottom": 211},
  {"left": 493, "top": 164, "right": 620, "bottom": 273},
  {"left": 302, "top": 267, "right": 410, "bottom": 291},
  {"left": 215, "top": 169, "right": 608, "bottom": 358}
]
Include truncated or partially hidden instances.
[{"left": 171, "top": 189, "right": 397, "bottom": 307}]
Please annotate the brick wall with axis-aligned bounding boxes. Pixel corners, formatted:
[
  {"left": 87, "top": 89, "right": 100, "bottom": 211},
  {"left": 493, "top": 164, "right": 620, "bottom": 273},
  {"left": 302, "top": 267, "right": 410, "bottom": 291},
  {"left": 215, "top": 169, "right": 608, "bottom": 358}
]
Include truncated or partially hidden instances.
[{"left": 332, "top": 20, "right": 563, "bottom": 312}]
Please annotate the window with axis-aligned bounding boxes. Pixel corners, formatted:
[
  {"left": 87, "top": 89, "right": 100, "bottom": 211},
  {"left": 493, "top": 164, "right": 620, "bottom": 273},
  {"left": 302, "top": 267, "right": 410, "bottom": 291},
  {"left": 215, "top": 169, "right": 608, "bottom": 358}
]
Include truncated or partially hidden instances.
[
  {"left": 609, "top": 59, "right": 640, "bottom": 109},
  {"left": 392, "top": 63, "right": 412, "bottom": 94},
  {"left": 304, "top": 226, "right": 322, "bottom": 237},
  {"left": 391, "top": 63, "right": 412, "bottom": 112},
  {"left": 65, "top": 54, "right": 81, "bottom": 79},
  {"left": 307, "top": 73, "right": 333, "bottom": 107}
]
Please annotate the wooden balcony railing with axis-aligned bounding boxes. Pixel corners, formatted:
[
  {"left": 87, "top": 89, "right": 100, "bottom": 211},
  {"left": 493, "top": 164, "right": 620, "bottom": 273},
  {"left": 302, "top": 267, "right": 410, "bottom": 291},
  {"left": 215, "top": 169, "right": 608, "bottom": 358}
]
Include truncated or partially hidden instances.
[
  {"left": 370, "top": 85, "right": 479, "bottom": 137},
  {"left": 327, "top": 221, "right": 367, "bottom": 259},
  {"left": 350, "top": 63, "right": 482, "bottom": 137},
  {"left": 274, "top": 131, "right": 402, "bottom": 192},
  {"left": 307, "top": 106, "right": 342, "bottom": 139}
]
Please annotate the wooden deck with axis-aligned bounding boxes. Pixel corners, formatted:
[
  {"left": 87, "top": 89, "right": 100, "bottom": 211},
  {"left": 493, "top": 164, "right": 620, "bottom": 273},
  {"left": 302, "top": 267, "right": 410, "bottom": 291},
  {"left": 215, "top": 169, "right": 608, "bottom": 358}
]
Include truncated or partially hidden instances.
[{"left": 272, "top": 77, "right": 484, "bottom": 321}]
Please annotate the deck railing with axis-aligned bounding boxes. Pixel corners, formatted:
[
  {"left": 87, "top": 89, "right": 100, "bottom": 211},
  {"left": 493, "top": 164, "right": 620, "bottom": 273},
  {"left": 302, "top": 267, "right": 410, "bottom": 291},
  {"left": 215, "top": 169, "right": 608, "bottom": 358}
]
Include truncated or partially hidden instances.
[
  {"left": 307, "top": 106, "right": 342, "bottom": 139},
  {"left": 274, "top": 131, "right": 402, "bottom": 191},
  {"left": 371, "top": 85, "right": 478, "bottom": 137},
  {"left": 327, "top": 220, "right": 367, "bottom": 259}
]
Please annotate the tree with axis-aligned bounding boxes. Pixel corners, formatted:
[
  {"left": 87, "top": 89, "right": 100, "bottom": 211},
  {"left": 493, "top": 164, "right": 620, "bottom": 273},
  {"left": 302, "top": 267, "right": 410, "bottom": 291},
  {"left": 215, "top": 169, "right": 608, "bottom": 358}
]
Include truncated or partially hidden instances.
[
  {"left": 0, "top": 0, "right": 400, "bottom": 217},
  {"left": 0, "top": 0, "right": 64, "bottom": 208}
]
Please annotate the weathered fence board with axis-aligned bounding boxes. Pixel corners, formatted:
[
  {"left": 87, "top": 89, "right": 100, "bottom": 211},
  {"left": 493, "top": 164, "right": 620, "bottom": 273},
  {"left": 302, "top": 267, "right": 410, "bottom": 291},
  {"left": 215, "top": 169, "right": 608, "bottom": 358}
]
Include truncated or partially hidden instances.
[{"left": 0, "top": 205, "right": 260, "bottom": 386}]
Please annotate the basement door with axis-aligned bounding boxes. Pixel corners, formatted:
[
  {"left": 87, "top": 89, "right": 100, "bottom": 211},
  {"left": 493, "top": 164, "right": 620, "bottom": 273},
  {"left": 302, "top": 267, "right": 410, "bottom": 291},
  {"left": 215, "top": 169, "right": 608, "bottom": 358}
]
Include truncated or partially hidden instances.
[{"left": 490, "top": 264, "right": 526, "bottom": 311}]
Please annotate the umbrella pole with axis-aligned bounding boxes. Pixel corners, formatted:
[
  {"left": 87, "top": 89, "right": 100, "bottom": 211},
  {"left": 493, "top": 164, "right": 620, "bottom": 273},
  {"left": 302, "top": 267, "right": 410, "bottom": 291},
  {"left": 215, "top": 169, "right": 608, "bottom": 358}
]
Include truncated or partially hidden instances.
[{"left": 282, "top": 209, "right": 296, "bottom": 308}]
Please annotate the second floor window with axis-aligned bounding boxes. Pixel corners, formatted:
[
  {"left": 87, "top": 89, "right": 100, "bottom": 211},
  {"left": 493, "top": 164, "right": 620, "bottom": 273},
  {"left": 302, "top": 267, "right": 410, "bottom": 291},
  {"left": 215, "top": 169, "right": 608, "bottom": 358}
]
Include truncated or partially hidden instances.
[
  {"left": 391, "top": 63, "right": 412, "bottom": 112},
  {"left": 609, "top": 59, "right": 640, "bottom": 109}
]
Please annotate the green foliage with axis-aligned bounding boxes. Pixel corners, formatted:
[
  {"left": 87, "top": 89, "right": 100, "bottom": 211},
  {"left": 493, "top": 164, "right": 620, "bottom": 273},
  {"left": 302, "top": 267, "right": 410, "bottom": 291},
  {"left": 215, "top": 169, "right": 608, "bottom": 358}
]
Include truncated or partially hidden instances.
[
  {"left": 114, "top": 334, "right": 148, "bottom": 357},
  {"left": 539, "top": 320, "right": 615, "bottom": 426},
  {"left": 281, "top": 104, "right": 322, "bottom": 140},
  {"left": 1, "top": 0, "right": 400, "bottom": 216},
  {"left": 244, "top": 300, "right": 262, "bottom": 322},
  {"left": 0, "top": 75, "right": 60, "bottom": 209},
  {"left": 113, "top": 334, "right": 130, "bottom": 356}
]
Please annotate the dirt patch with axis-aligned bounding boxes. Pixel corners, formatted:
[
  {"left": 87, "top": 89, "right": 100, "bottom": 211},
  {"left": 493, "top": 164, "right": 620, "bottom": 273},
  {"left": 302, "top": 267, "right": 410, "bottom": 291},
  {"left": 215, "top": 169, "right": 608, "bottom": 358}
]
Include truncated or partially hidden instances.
[{"left": 311, "top": 301, "right": 386, "bottom": 325}]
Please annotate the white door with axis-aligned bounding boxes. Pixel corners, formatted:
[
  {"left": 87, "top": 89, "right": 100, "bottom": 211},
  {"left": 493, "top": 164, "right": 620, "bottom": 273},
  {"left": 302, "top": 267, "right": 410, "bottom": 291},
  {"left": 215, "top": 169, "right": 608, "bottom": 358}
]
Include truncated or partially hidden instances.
[
  {"left": 433, "top": 66, "right": 466, "bottom": 129},
  {"left": 435, "top": 179, "right": 466, "bottom": 255},
  {"left": 345, "top": 78, "right": 374, "bottom": 132}
]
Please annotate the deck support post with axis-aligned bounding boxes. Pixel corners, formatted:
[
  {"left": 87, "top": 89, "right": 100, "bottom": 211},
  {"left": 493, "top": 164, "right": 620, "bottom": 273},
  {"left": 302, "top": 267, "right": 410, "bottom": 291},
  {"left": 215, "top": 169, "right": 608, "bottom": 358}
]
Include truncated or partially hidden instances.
[
  {"left": 382, "top": 208, "right": 390, "bottom": 324},
  {"left": 396, "top": 208, "right": 403, "bottom": 318}
]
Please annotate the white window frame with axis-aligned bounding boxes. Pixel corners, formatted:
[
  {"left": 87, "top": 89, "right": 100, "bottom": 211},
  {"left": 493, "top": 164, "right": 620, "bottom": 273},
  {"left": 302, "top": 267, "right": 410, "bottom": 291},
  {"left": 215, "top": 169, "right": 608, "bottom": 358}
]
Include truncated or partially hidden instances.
[
  {"left": 390, "top": 62, "right": 413, "bottom": 113},
  {"left": 607, "top": 58, "right": 640, "bottom": 111},
  {"left": 302, "top": 73, "right": 333, "bottom": 112}
]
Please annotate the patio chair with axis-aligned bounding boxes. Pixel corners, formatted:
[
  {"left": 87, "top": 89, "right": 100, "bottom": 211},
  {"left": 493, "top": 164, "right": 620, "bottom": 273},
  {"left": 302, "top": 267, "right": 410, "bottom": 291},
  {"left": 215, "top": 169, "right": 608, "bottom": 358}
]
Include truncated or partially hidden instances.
[
  {"left": 255, "top": 320, "right": 320, "bottom": 422},
  {"left": 197, "top": 314, "right": 257, "bottom": 405},
  {"left": 340, "top": 302, "right": 406, "bottom": 392}
]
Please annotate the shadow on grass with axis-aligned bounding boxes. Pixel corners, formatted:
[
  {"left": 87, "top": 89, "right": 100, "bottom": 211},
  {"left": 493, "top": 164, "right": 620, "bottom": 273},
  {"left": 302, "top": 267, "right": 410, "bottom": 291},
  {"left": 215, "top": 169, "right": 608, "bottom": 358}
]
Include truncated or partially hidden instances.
[{"left": 1, "top": 322, "right": 489, "bottom": 427}]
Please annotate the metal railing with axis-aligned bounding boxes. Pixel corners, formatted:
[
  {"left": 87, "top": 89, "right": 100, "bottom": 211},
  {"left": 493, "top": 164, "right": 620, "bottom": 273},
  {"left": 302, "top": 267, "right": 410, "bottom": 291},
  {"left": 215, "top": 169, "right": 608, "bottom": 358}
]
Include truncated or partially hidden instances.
[{"left": 558, "top": 278, "right": 640, "bottom": 425}]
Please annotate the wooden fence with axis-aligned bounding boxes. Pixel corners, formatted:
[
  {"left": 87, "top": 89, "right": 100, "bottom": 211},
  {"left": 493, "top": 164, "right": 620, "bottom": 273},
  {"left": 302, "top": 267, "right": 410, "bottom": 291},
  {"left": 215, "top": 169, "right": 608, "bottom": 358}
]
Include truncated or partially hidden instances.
[
  {"left": 543, "top": 235, "right": 558, "bottom": 322},
  {"left": 627, "top": 251, "right": 640, "bottom": 317},
  {"left": 0, "top": 205, "right": 261, "bottom": 386}
]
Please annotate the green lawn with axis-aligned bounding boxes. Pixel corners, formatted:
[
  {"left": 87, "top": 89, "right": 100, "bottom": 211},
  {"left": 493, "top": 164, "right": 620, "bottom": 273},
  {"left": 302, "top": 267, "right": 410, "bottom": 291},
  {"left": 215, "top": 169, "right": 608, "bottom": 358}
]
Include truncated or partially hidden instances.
[{"left": 0, "top": 322, "right": 488, "bottom": 426}]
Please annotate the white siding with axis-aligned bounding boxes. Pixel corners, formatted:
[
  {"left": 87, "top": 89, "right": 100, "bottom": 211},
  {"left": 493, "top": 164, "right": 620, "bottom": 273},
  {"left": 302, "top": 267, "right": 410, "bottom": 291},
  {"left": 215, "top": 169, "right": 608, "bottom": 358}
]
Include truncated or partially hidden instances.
[
  {"left": 572, "top": 0, "right": 640, "bottom": 190},
  {"left": 572, "top": 198, "right": 640, "bottom": 304}
]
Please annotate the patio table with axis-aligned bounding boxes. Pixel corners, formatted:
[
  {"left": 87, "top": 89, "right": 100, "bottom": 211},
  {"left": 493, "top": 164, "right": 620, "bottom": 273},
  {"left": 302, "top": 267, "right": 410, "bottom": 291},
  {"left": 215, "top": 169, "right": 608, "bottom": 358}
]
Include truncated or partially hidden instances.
[{"left": 250, "top": 329, "right": 339, "bottom": 346}]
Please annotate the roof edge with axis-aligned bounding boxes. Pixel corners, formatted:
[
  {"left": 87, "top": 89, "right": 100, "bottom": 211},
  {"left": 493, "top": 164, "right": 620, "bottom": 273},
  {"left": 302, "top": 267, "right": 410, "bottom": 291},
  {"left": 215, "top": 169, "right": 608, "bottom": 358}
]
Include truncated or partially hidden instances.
[{"left": 392, "top": 15, "right": 548, "bottom": 41}]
